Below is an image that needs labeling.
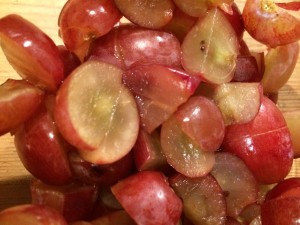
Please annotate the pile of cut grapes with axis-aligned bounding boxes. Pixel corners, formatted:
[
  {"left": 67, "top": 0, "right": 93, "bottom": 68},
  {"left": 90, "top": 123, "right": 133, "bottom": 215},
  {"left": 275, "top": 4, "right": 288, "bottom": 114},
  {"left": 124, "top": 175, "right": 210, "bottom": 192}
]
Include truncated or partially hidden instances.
[{"left": 0, "top": 0, "right": 300, "bottom": 224}]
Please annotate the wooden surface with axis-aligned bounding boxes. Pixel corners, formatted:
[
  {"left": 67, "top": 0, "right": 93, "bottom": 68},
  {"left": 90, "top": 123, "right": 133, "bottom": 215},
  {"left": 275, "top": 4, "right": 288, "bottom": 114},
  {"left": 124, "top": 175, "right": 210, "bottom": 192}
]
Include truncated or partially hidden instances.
[{"left": 0, "top": 0, "right": 300, "bottom": 211}]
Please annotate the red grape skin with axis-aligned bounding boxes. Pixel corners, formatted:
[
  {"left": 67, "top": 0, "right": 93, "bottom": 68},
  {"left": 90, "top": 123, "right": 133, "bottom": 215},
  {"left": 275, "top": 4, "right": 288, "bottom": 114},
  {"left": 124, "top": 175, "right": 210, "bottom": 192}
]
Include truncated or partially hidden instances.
[
  {"left": 111, "top": 171, "right": 182, "bottom": 225},
  {"left": 174, "top": 96, "right": 225, "bottom": 152},
  {"left": 170, "top": 173, "right": 227, "bottom": 225},
  {"left": 58, "top": 0, "right": 122, "bottom": 61},
  {"left": 0, "top": 79, "right": 44, "bottom": 136},
  {"left": 261, "top": 197, "right": 300, "bottom": 225},
  {"left": 30, "top": 179, "right": 98, "bottom": 223},
  {"left": 211, "top": 152, "right": 258, "bottom": 219},
  {"left": 0, "top": 14, "right": 64, "bottom": 92},
  {"left": 242, "top": 0, "right": 300, "bottom": 47},
  {"left": 222, "top": 96, "right": 294, "bottom": 184},
  {"left": 123, "top": 64, "right": 201, "bottom": 133},
  {"left": 87, "top": 25, "right": 182, "bottom": 70},
  {"left": 0, "top": 204, "right": 68, "bottom": 225},
  {"left": 114, "top": 0, "right": 175, "bottom": 29},
  {"left": 14, "top": 96, "right": 74, "bottom": 185}
]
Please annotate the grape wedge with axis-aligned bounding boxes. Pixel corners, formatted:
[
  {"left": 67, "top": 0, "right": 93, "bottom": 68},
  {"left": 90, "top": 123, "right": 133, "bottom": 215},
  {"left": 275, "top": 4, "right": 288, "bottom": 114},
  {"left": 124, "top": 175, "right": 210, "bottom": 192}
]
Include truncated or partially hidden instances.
[
  {"left": 114, "top": 0, "right": 174, "bottom": 29},
  {"left": 160, "top": 97, "right": 218, "bottom": 177},
  {"left": 30, "top": 179, "right": 98, "bottom": 222},
  {"left": 58, "top": 0, "right": 122, "bottom": 61},
  {"left": 54, "top": 60, "right": 139, "bottom": 164},
  {"left": 169, "top": 173, "right": 227, "bottom": 225},
  {"left": 0, "top": 15, "right": 64, "bottom": 92},
  {"left": 123, "top": 64, "right": 201, "bottom": 133},
  {"left": 0, "top": 79, "right": 44, "bottom": 136},
  {"left": 222, "top": 96, "right": 294, "bottom": 184},
  {"left": 88, "top": 25, "right": 182, "bottom": 69},
  {"left": 242, "top": 0, "right": 300, "bottom": 47},
  {"left": 0, "top": 204, "right": 67, "bottom": 225},
  {"left": 211, "top": 82, "right": 263, "bottom": 125},
  {"left": 181, "top": 8, "right": 239, "bottom": 84},
  {"left": 211, "top": 152, "right": 258, "bottom": 219},
  {"left": 172, "top": 0, "right": 209, "bottom": 17},
  {"left": 14, "top": 96, "right": 74, "bottom": 185},
  {"left": 261, "top": 42, "right": 299, "bottom": 94},
  {"left": 111, "top": 171, "right": 182, "bottom": 225}
]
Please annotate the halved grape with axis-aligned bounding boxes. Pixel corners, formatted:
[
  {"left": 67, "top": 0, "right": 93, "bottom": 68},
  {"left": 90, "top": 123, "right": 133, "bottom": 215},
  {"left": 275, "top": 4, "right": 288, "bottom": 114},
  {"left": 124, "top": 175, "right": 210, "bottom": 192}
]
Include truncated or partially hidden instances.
[
  {"left": 181, "top": 8, "right": 239, "bottom": 84},
  {"left": 0, "top": 79, "right": 44, "bottom": 136},
  {"left": 54, "top": 60, "right": 139, "bottom": 164},
  {"left": 0, "top": 15, "right": 64, "bottom": 92},
  {"left": 211, "top": 152, "right": 258, "bottom": 219},
  {"left": 170, "top": 173, "right": 227, "bottom": 225},
  {"left": 261, "top": 42, "right": 299, "bottom": 94},
  {"left": 242, "top": 0, "right": 300, "bottom": 47},
  {"left": 114, "top": 0, "right": 174, "bottom": 29}
]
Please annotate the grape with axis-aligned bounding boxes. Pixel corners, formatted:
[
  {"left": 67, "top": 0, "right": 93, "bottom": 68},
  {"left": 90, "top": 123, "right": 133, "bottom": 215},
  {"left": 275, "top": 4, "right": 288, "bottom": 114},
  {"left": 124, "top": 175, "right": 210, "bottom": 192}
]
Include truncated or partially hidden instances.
[
  {"left": 114, "top": 0, "right": 174, "bottom": 29},
  {"left": 87, "top": 25, "right": 182, "bottom": 69},
  {"left": 58, "top": 0, "right": 122, "bottom": 61},
  {"left": 30, "top": 179, "right": 98, "bottom": 222},
  {"left": 14, "top": 95, "right": 74, "bottom": 186},
  {"left": 123, "top": 63, "right": 200, "bottom": 133},
  {"left": 0, "top": 15, "right": 64, "bottom": 92},
  {"left": 261, "top": 42, "right": 299, "bottom": 94},
  {"left": 111, "top": 171, "right": 182, "bottom": 225},
  {"left": 222, "top": 96, "right": 294, "bottom": 184},
  {"left": 0, "top": 0, "right": 300, "bottom": 224},
  {"left": 0, "top": 204, "right": 68, "bottom": 225},
  {"left": 242, "top": 0, "right": 300, "bottom": 47},
  {"left": 211, "top": 152, "right": 258, "bottom": 218},
  {"left": 181, "top": 8, "right": 239, "bottom": 84},
  {"left": 54, "top": 60, "right": 139, "bottom": 164},
  {"left": 0, "top": 79, "right": 44, "bottom": 136},
  {"left": 170, "top": 173, "right": 227, "bottom": 225}
]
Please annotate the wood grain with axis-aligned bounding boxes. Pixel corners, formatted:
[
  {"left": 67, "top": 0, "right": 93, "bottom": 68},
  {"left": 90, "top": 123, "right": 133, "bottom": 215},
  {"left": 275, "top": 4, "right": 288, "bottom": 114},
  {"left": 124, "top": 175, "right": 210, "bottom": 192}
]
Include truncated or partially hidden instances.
[{"left": 0, "top": 0, "right": 299, "bottom": 211}]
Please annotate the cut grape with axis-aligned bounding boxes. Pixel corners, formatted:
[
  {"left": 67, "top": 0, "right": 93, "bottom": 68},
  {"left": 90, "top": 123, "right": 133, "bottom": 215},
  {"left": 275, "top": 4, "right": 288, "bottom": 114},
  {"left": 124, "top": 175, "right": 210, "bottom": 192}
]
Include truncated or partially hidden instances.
[
  {"left": 123, "top": 64, "right": 201, "bottom": 133},
  {"left": 242, "top": 0, "right": 300, "bottom": 47},
  {"left": 221, "top": 2, "right": 245, "bottom": 40},
  {"left": 54, "top": 60, "right": 139, "bottom": 164},
  {"left": 211, "top": 82, "right": 263, "bottom": 125},
  {"left": 172, "top": 0, "right": 210, "bottom": 17},
  {"left": 160, "top": 112, "right": 215, "bottom": 177},
  {"left": 174, "top": 96, "right": 225, "bottom": 152},
  {"left": 181, "top": 8, "right": 239, "bottom": 84},
  {"left": 261, "top": 41, "right": 299, "bottom": 94},
  {"left": 114, "top": 0, "right": 174, "bottom": 29},
  {"left": 88, "top": 25, "right": 182, "bottom": 69},
  {"left": 0, "top": 204, "right": 68, "bottom": 225},
  {"left": 14, "top": 96, "right": 74, "bottom": 185},
  {"left": 211, "top": 152, "right": 258, "bottom": 219},
  {"left": 238, "top": 203, "right": 261, "bottom": 224},
  {"left": 0, "top": 14, "right": 64, "bottom": 92},
  {"left": 169, "top": 173, "right": 227, "bottom": 225},
  {"left": 111, "top": 171, "right": 182, "bottom": 225},
  {"left": 0, "top": 79, "right": 44, "bottom": 136},
  {"left": 30, "top": 178, "right": 98, "bottom": 222},
  {"left": 222, "top": 96, "right": 294, "bottom": 184},
  {"left": 58, "top": 0, "right": 122, "bottom": 61},
  {"left": 57, "top": 45, "right": 81, "bottom": 77}
]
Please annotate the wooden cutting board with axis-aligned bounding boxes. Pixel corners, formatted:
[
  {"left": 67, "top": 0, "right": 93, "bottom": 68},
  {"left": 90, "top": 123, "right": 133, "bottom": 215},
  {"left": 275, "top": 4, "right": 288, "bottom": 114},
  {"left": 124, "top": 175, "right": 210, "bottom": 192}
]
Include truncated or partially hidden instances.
[{"left": 0, "top": 0, "right": 299, "bottom": 210}]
